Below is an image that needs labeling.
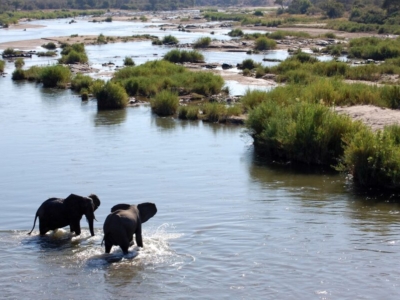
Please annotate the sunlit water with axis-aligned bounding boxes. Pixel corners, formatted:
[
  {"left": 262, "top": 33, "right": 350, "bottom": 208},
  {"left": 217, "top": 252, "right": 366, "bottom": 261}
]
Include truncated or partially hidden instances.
[{"left": 1, "top": 17, "right": 400, "bottom": 300}]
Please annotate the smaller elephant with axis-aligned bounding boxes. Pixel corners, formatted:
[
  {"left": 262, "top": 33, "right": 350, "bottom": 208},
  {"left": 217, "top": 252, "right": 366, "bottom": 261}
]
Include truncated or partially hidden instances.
[
  {"left": 102, "top": 203, "right": 157, "bottom": 254},
  {"left": 28, "top": 193, "right": 101, "bottom": 236}
]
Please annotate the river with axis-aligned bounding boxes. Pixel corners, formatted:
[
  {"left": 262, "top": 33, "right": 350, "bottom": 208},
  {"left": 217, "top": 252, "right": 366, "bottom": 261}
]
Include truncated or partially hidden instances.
[{"left": 0, "top": 15, "right": 400, "bottom": 300}]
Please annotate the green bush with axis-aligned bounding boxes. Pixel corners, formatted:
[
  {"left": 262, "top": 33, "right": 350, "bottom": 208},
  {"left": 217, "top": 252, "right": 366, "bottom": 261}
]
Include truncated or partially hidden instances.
[
  {"left": 97, "top": 33, "right": 107, "bottom": 44},
  {"left": 0, "top": 60, "right": 4, "bottom": 73},
  {"left": 96, "top": 81, "right": 129, "bottom": 110},
  {"left": 247, "top": 99, "right": 359, "bottom": 165},
  {"left": 24, "top": 66, "right": 42, "bottom": 81},
  {"left": 193, "top": 36, "right": 211, "bottom": 48},
  {"left": 162, "top": 35, "right": 179, "bottom": 45},
  {"left": 14, "top": 58, "right": 24, "bottom": 69},
  {"left": 59, "top": 50, "right": 88, "bottom": 64},
  {"left": 228, "top": 28, "right": 244, "bottom": 37},
  {"left": 164, "top": 49, "right": 204, "bottom": 63},
  {"left": 151, "top": 90, "right": 179, "bottom": 116},
  {"left": 239, "top": 59, "right": 259, "bottom": 70},
  {"left": 71, "top": 73, "right": 93, "bottom": 92},
  {"left": 40, "top": 65, "right": 71, "bottom": 88},
  {"left": 42, "top": 42, "right": 56, "bottom": 50},
  {"left": 202, "top": 102, "right": 227, "bottom": 122},
  {"left": 123, "top": 57, "right": 135, "bottom": 66},
  {"left": 12, "top": 69, "right": 26, "bottom": 80},
  {"left": 114, "top": 60, "right": 224, "bottom": 97},
  {"left": 37, "top": 51, "right": 57, "bottom": 57},
  {"left": 2, "top": 48, "right": 15, "bottom": 55},
  {"left": 178, "top": 106, "right": 199, "bottom": 120},
  {"left": 254, "top": 37, "right": 277, "bottom": 51},
  {"left": 338, "top": 125, "right": 400, "bottom": 190},
  {"left": 241, "top": 89, "right": 269, "bottom": 110}
]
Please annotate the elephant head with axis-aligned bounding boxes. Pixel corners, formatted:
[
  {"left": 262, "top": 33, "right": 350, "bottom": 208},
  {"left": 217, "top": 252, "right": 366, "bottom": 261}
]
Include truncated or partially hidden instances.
[
  {"left": 66, "top": 193, "right": 101, "bottom": 236},
  {"left": 103, "top": 202, "right": 157, "bottom": 254},
  {"left": 111, "top": 202, "right": 157, "bottom": 223}
]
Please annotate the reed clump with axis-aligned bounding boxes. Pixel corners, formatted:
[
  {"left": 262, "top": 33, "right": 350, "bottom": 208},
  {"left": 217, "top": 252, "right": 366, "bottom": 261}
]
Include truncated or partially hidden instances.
[
  {"left": 71, "top": 73, "right": 93, "bottom": 93},
  {"left": 40, "top": 65, "right": 71, "bottom": 88},
  {"left": 193, "top": 37, "right": 211, "bottom": 48},
  {"left": 338, "top": 125, "right": 400, "bottom": 190},
  {"left": 96, "top": 81, "right": 128, "bottom": 110},
  {"left": 0, "top": 60, "right": 5, "bottom": 73},
  {"left": 247, "top": 98, "right": 360, "bottom": 166},
  {"left": 59, "top": 43, "right": 88, "bottom": 64},
  {"left": 178, "top": 106, "right": 199, "bottom": 120},
  {"left": 164, "top": 49, "right": 204, "bottom": 63},
  {"left": 113, "top": 60, "right": 224, "bottom": 97},
  {"left": 151, "top": 90, "right": 179, "bottom": 116}
]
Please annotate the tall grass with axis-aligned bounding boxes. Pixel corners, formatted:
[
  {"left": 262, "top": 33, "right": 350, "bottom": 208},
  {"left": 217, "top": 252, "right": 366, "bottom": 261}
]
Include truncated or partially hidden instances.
[
  {"left": 96, "top": 81, "right": 128, "bottom": 110},
  {"left": 59, "top": 43, "right": 88, "bottom": 64},
  {"left": 151, "top": 90, "right": 179, "bottom": 116},
  {"left": 71, "top": 73, "right": 93, "bottom": 93},
  {"left": 247, "top": 99, "right": 360, "bottom": 165},
  {"left": 254, "top": 37, "right": 277, "bottom": 51},
  {"left": 164, "top": 49, "right": 204, "bottom": 63},
  {"left": 40, "top": 65, "right": 71, "bottom": 88},
  {"left": 193, "top": 37, "right": 211, "bottom": 48},
  {"left": 338, "top": 125, "right": 400, "bottom": 189},
  {"left": 114, "top": 60, "right": 224, "bottom": 97},
  {"left": 201, "top": 102, "right": 227, "bottom": 122},
  {"left": 0, "top": 60, "right": 5, "bottom": 73},
  {"left": 178, "top": 106, "right": 199, "bottom": 120}
]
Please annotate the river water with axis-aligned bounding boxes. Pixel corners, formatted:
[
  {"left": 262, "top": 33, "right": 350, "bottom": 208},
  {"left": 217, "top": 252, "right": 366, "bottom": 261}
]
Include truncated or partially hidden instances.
[{"left": 1, "top": 15, "right": 400, "bottom": 300}]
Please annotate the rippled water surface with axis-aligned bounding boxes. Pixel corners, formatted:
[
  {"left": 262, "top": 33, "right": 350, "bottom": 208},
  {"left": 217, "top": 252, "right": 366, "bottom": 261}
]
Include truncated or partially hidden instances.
[{"left": 1, "top": 17, "right": 400, "bottom": 300}]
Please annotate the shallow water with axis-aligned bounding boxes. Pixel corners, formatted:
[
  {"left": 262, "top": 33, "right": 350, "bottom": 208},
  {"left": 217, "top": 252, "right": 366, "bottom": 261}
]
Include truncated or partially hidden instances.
[{"left": 1, "top": 17, "right": 400, "bottom": 300}]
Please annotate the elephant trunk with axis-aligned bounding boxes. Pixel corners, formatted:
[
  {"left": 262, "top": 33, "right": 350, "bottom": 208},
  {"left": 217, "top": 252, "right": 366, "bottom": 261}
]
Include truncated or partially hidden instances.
[{"left": 85, "top": 210, "right": 95, "bottom": 236}]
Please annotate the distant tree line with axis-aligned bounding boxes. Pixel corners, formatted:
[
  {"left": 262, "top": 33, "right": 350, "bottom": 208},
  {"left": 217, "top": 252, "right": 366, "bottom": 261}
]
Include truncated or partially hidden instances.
[
  {"left": 0, "top": 0, "right": 274, "bottom": 12},
  {"left": 276, "top": 0, "right": 400, "bottom": 21}
]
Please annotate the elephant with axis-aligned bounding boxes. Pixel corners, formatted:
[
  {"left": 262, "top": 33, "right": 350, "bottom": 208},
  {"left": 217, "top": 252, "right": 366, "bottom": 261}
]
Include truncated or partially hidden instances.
[
  {"left": 28, "top": 193, "right": 101, "bottom": 236},
  {"left": 102, "top": 203, "right": 157, "bottom": 254}
]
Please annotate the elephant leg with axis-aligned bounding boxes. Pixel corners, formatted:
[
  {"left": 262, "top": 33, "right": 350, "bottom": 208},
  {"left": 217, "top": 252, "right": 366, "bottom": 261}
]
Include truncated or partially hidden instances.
[
  {"left": 135, "top": 233, "right": 143, "bottom": 248},
  {"left": 105, "top": 240, "right": 113, "bottom": 254},
  {"left": 39, "top": 221, "right": 49, "bottom": 235},
  {"left": 70, "top": 219, "right": 81, "bottom": 235}
]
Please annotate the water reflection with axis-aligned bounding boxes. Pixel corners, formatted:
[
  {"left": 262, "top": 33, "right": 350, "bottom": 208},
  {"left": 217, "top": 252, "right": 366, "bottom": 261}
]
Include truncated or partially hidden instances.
[
  {"left": 94, "top": 109, "right": 127, "bottom": 126},
  {"left": 151, "top": 114, "right": 177, "bottom": 131}
]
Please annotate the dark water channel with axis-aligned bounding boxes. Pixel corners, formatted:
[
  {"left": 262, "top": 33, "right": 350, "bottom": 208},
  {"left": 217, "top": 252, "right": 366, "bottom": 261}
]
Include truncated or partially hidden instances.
[{"left": 1, "top": 17, "right": 400, "bottom": 300}]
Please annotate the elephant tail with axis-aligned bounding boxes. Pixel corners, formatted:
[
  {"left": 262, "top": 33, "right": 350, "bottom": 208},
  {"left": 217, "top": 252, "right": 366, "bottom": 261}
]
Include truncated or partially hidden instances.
[
  {"left": 27, "top": 215, "right": 38, "bottom": 235},
  {"left": 101, "top": 233, "right": 107, "bottom": 246}
]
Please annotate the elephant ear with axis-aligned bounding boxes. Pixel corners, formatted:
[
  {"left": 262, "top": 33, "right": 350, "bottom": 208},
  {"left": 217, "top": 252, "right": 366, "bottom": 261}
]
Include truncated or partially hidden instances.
[
  {"left": 110, "top": 203, "right": 131, "bottom": 212},
  {"left": 137, "top": 202, "right": 157, "bottom": 223}
]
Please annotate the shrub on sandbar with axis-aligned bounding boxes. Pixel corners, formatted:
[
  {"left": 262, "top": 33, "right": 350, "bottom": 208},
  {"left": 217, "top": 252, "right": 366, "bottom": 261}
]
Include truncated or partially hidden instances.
[
  {"left": 96, "top": 81, "right": 128, "bottom": 110},
  {"left": 338, "top": 124, "right": 400, "bottom": 190},
  {"left": 247, "top": 99, "right": 360, "bottom": 165},
  {"left": 178, "top": 105, "right": 199, "bottom": 120},
  {"left": 164, "top": 49, "right": 204, "bottom": 63},
  {"left": 0, "top": 60, "right": 5, "bottom": 73},
  {"left": 151, "top": 90, "right": 179, "bottom": 116},
  {"left": 40, "top": 65, "right": 71, "bottom": 88}
]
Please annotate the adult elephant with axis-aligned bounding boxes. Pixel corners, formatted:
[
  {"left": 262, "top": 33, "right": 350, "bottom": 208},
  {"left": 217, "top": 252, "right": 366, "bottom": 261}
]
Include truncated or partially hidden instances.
[
  {"left": 28, "top": 193, "right": 101, "bottom": 236},
  {"left": 102, "top": 203, "right": 157, "bottom": 254}
]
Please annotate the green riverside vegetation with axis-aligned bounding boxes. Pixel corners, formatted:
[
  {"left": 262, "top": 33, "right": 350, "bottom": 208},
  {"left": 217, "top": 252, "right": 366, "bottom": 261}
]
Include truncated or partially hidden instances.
[
  {"left": 0, "top": 60, "right": 5, "bottom": 73},
  {"left": 163, "top": 49, "right": 204, "bottom": 63},
  {"left": 113, "top": 60, "right": 224, "bottom": 97},
  {"left": 59, "top": 43, "right": 88, "bottom": 64},
  {"left": 96, "top": 81, "right": 129, "bottom": 110},
  {"left": 150, "top": 90, "right": 179, "bottom": 116}
]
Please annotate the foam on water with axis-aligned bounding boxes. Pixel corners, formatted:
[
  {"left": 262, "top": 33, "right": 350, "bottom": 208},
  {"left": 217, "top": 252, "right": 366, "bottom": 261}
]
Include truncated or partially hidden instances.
[{"left": 12, "top": 223, "right": 189, "bottom": 272}]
